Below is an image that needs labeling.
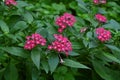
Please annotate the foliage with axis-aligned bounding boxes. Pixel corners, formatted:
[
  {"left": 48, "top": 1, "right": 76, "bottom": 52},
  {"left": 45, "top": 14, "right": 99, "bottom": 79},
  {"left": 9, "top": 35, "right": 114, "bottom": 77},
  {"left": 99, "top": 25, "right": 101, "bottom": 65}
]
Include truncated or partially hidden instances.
[{"left": 0, "top": 0, "right": 120, "bottom": 80}]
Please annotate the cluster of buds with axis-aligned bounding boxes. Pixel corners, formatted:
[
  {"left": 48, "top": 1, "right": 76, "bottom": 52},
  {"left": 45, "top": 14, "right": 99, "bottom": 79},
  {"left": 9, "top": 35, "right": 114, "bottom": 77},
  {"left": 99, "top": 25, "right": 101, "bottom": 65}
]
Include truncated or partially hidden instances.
[
  {"left": 5, "top": 0, "right": 17, "bottom": 5},
  {"left": 93, "top": 0, "right": 106, "bottom": 4},
  {"left": 96, "top": 27, "right": 111, "bottom": 42},
  {"left": 24, "top": 33, "right": 46, "bottom": 50},
  {"left": 55, "top": 13, "right": 76, "bottom": 33},
  {"left": 48, "top": 34, "right": 72, "bottom": 56},
  {"left": 95, "top": 14, "right": 107, "bottom": 23}
]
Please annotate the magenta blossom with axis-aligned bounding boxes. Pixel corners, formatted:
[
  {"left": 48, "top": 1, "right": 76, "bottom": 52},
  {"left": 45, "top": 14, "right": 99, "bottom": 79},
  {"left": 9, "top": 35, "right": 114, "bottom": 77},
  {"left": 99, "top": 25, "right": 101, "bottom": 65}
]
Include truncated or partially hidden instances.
[
  {"left": 93, "top": 0, "right": 106, "bottom": 4},
  {"left": 24, "top": 33, "right": 46, "bottom": 50},
  {"left": 55, "top": 13, "right": 76, "bottom": 33},
  {"left": 95, "top": 14, "right": 107, "bottom": 23},
  {"left": 5, "top": 0, "right": 17, "bottom": 6},
  {"left": 96, "top": 27, "right": 111, "bottom": 42},
  {"left": 93, "top": 0, "right": 99, "bottom": 4},
  {"left": 48, "top": 34, "right": 72, "bottom": 56}
]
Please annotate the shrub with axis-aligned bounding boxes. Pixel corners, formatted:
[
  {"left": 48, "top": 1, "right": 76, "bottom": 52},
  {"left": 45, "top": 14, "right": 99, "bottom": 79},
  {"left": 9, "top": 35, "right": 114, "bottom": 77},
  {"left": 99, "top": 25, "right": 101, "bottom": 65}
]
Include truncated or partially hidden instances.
[{"left": 0, "top": 0, "right": 120, "bottom": 80}]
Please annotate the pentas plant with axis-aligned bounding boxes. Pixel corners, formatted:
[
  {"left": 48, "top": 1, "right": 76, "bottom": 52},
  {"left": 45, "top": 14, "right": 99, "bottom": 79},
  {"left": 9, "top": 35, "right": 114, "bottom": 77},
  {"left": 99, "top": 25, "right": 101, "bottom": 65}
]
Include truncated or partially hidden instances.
[
  {"left": 48, "top": 34, "right": 72, "bottom": 56},
  {"left": 95, "top": 27, "right": 111, "bottom": 42},
  {"left": 95, "top": 14, "right": 107, "bottom": 23},
  {"left": 24, "top": 33, "right": 46, "bottom": 50},
  {"left": 55, "top": 13, "right": 76, "bottom": 33},
  {"left": 4, "top": 0, "right": 17, "bottom": 5},
  {"left": 93, "top": 0, "right": 106, "bottom": 4}
]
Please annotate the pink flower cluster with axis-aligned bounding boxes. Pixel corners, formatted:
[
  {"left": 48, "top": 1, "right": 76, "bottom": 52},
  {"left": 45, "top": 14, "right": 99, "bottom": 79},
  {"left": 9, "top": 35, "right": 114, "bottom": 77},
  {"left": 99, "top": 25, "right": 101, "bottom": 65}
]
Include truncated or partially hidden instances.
[
  {"left": 93, "top": 0, "right": 106, "bottom": 4},
  {"left": 48, "top": 34, "right": 72, "bottom": 56},
  {"left": 96, "top": 27, "right": 111, "bottom": 42},
  {"left": 24, "top": 33, "right": 46, "bottom": 50},
  {"left": 5, "top": 0, "right": 17, "bottom": 5},
  {"left": 55, "top": 13, "right": 76, "bottom": 33},
  {"left": 95, "top": 14, "right": 107, "bottom": 23}
]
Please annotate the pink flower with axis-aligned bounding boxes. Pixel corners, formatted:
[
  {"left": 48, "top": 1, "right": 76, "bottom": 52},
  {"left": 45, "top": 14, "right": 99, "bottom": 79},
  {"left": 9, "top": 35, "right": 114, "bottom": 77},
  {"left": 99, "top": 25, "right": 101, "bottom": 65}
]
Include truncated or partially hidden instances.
[
  {"left": 93, "top": 0, "right": 106, "bottom": 4},
  {"left": 55, "top": 13, "right": 76, "bottom": 33},
  {"left": 24, "top": 33, "right": 46, "bottom": 50},
  {"left": 5, "top": 0, "right": 17, "bottom": 6},
  {"left": 99, "top": 0, "right": 106, "bottom": 4},
  {"left": 95, "top": 27, "right": 111, "bottom": 42},
  {"left": 95, "top": 14, "right": 107, "bottom": 23},
  {"left": 48, "top": 34, "right": 72, "bottom": 56},
  {"left": 93, "top": 0, "right": 99, "bottom": 4}
]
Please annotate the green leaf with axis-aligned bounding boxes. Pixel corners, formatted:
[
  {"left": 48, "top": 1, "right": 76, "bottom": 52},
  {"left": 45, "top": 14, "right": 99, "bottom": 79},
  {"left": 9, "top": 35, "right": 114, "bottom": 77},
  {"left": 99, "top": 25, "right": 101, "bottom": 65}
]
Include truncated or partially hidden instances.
[
  {"left": 82, "top": 14, "right": 98, "bottom": 27},
  {"left": 83, "top": 39, "right": 89, "bottom": 47},
  {"left": 54, "top": 73, "right": 75, "bottom": 80},
  {"left": 48, "top": 54, "right": 59, "bottom": 73},
  {"left": 38, "top": 29, "right": 48, "bottom": 38},
  {"left": 88, "top": 41, "right": 98, "bottom": 48},
  {"left": 53, "top": 74, "right": 64, "bottom": 80},
  {"left": 23, "top": 12, "right": 33, "bottom": 24},
  {"left": 52, "top": 3, "right": 66, "bottom": 11},
  {"left": 31, "top": 48, "right": 41, "bottom": 69},
  {"left": 16, "top": 1, "right": 28, "bottom": 8},
  {"left": 98, "top": 8, "right": 107, "bottom": 14},
  {"left": 69, "top": 51, "right": 80, "bottom": 56},
  {"left": 32, "top": 68, "right": 39, "bottom": 80},
  {"left": 72, "top": 42, "right": 83, "bottom": 49},
  {"left": 0, "top": 20, "right": 9, "bottom": 33},
  {"left": 105, "top": 44, "right": 120, "bottom": 52},
  {"left": 55, "top": 66, "right": 68, "bottom": 74},
  {"left": 63, "top": 59, "right": 90, "bottom": 69},
  {"left": 46, "top": 23, "right": 57, "bottom": 34},
  {"left": 47, "top": 33, "right": 55, "bottom": 43},
  {"left": 103, "top": 19, "right": 120, "bottom": 31},
  {"left": 11, "top": 21, "right": 28, "bottom": 32},
  {"left": 87, "top": 31, "right": 93, "bottom": 39},
  {"left": 4, "top": 63, "right": 18, "bottom": 80},
  {"left": 41, "top": 60, "right": 49, "bottom": 73},
  {"left": 103, "top": 53, "right": 120, "bottom": 64},
  {"left": 1, "top": 47, "right": 28, "bottom": 58},
  {"left": 92, "top": 59, "right": 120, "bottom": 80},
  {"left": 64, "top": 73, "right": 75, "bottom": 80},
  {"left": 76, "top": 17, "right": 85, "bottom": 26},
  {"left": 76, "top": 0, "right": 89, "bottom": 12}
]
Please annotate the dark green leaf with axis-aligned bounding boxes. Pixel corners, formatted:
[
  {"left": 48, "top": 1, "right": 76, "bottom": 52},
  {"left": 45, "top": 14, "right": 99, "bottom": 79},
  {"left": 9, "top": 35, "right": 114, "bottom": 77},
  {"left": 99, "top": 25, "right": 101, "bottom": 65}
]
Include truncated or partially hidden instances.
[
  {"left": 88, "top": 41, "right": 98, "bottom": 48},
  {"left": 46, "top": 23, "right": 57, "bottom": 34},
  {"left": 23, "top": 12, "right": 33, "bottom": 24},
  {"left": 72, "top": 42, "right": 83, "bottom": 49},
  {"left": 103, "top": 19, "right": 120, "bottom": 31},
  {"left": 0, "top": 20, "right": 9, "bottom": 33},
  {"left": 63, "top": 59, "right": 90, "bottom": 69},
  {"left": 69, "top": 51, "right": 80, "bottom": 56},
  {"left": 103, "top": 53, "right": 120, "bottom": 64},
  {"left": 87, "top": 31, "right": 93, "bottom": 39},
  {"left": 4, "top": 63, "right": 18, "bottom": 80},
  {"left": 92, "top": 59, "right": 120, "bottom": 80},
  {"left": 48, "top": 54, "right": 59, "bottom": 73},
  {"left": 41, "top": 60, "right": 49, "bottom": 73},
  {"left": 47, "top": 33, "right": 55, "bottom": 43},
  {"left": 31, "top": 48, "right": 41, "bottom": 69},
  {"left": 32, "top": 68, "right": 39, "bottom": 80},
  {"left": 16, "top": 1, "right": 28, "bottom": 8},
  {"left": 105, "top": 44, "right": 120, "bottom": 52},
  {"left": 11, "top": 21, "right": 28, "bottom": 32},
  {"left": 76, "top": 0, "right": 89, "bottom": 12},
  {"left": 38, "top": 29, "right": 48, "bottom": 38},
  {"left": 1, "top": 47, "right": 28, "bottom": 58}
]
